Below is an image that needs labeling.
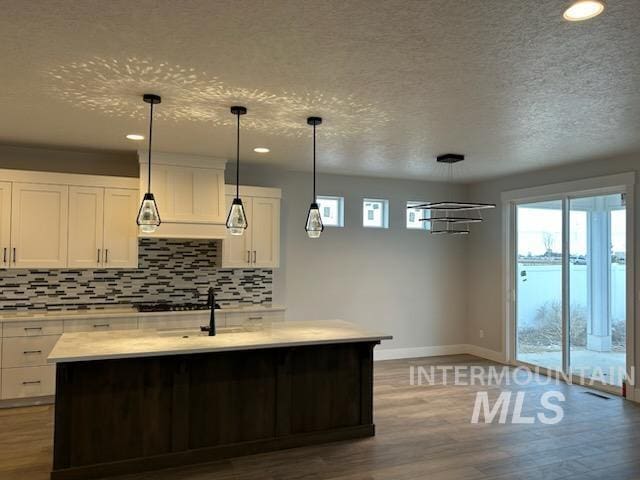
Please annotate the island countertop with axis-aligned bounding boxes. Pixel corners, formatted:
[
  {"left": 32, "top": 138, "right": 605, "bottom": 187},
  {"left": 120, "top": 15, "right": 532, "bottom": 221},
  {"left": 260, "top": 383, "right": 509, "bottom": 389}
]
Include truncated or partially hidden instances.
[{"left": 47, "top": 320, "right": 392, "bottom": 363}]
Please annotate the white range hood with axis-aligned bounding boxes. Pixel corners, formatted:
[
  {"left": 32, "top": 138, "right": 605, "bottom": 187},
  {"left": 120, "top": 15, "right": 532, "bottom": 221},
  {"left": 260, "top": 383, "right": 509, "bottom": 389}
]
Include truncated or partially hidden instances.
[{"left": 138, "top": 151, "right": 229, "bottom": 239}]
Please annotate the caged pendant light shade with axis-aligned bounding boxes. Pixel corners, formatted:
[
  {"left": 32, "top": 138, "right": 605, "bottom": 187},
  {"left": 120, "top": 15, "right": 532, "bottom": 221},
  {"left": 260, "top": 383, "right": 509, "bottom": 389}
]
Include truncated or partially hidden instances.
[
  {"left": 226, "top": 106, "right": 249, "bottom": 236},
  {"left": 305, "top": 117, "right": 324, "bottom": 238},
  {"left": 136, "top": 94, "right": 162, "bottom": 233}
]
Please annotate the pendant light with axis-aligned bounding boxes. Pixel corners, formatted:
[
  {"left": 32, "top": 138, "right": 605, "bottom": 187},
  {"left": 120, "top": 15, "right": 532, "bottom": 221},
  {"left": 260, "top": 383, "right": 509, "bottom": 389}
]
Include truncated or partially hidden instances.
[
  {"left": 136, "top": 94, "right": 162, "bottom": 233},
  {"left": 305, "top": 117, "right": 324, "bottom": 238},
  {"left": 226, "top": 106, "right": 249, "bottom": 235},
  {"left": 407, "top": 153, "right": 495, "bottom": 235}
]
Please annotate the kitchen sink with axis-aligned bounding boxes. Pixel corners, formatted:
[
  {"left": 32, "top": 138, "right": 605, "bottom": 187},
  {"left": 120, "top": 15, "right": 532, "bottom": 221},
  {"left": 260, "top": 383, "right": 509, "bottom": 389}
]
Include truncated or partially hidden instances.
[{"left": 156, "top": 326, "right": 247, "bottom": 337}]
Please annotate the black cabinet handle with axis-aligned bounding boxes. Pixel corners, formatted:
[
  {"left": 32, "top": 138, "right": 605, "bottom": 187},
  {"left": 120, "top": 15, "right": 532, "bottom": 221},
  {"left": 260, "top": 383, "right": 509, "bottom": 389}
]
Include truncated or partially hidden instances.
[
  {"left": 24, "top": 327, "right": 43, "bottom": 331},
  {"left": 3, "top": 247, "right": 6, "bottom": 264},
  {"left": 105, "top": 249, "right": 109, "bottom": 263},
  {"left": 22, "top": 380, "right": 41, "bottom": 385},
  {"left": 13, "top": 247, "right": 16, "bottom": 263},
  {"left": 97, "top": 249, "right": 101, "bottom": 264},
  {"left": 93, "top": 323, "right": 110, "bottom": 328},
  {"left": 23, "top": 350, "right": 43, "bottom": 355}
]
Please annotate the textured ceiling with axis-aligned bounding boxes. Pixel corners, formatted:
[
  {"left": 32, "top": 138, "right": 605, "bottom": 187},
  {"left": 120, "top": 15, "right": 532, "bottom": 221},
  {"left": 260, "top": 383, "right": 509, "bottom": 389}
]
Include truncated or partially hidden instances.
[{"left": 0, "top": 0, "right": 639, "bottom": 182}]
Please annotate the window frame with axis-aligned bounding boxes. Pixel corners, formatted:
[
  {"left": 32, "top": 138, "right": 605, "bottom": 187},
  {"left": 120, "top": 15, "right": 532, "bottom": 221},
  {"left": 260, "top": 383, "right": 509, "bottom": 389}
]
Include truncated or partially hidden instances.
[
  {"left": 406, "top": 201, "right": 431, "bottom": 230},
  {"left": 362, "top": 198, "right": 389, "bottom": 229},
  {"left": 316, "top": 195, "right": 345, "bottom": 228}
]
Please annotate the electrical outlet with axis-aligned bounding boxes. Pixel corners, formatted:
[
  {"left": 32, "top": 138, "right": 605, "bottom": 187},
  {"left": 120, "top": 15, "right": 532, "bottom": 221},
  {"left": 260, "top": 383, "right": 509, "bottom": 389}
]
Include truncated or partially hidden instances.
[{"left": 479, "top": 329, "right": 485, "bottom": 339}]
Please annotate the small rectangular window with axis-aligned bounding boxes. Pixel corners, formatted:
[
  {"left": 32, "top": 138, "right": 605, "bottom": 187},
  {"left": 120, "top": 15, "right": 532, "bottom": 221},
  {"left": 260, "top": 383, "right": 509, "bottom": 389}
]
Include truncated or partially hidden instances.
[
  {"left": 407, "top": 201, "right": 431, "bottom": 230},
  {"left": 316, "top": 196, "right": 344, "bottom": 227},
  {"left": 363, "top": 199, "right": 389, "bottom": 228}
]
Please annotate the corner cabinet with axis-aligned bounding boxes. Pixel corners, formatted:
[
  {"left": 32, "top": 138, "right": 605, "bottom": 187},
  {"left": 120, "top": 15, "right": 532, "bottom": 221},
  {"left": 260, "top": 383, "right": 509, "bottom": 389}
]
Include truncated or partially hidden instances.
[
  {"left": 222, "top": 186, "right": 281, "bottom": 269},
  {"left": 0, "top": 169, "right": 139, "bottom": 270}
]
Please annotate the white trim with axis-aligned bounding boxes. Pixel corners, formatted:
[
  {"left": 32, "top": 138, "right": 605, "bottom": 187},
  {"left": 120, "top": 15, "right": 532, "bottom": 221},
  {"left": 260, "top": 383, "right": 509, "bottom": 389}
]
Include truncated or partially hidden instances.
[
  {"left": 224, "top": 184, "right": 282, "bottom": 199},
  {"left": 138, "top": 151, "right": 227, "bottom": 169},
  {"left": 502, "top": 173, "right": 636, "bottom": 397},
  {"left": 0, "top": 168, "right": 138, "bottom": 189},
  {"left": 373, "top": 344, "right": 505, "bottom": 362},
  {"left": 501, "top": 172, "right": 635, "bottom": 203}
]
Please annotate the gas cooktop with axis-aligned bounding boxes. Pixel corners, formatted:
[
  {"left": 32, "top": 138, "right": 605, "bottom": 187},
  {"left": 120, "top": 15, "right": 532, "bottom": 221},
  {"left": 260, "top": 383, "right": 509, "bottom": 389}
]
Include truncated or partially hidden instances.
[{"left": 135, "top": 303, "right": 220, "bottom": 313}]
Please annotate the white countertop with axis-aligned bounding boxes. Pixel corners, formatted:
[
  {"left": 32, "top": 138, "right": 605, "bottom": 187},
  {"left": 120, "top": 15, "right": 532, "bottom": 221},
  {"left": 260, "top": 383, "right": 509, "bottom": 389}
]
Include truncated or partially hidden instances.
[
  {"left": 0, "top": 304, "right": 286, "bottom": 323},
  {"left": 47, "top": 320, "right": 392, "bottom": 363}
]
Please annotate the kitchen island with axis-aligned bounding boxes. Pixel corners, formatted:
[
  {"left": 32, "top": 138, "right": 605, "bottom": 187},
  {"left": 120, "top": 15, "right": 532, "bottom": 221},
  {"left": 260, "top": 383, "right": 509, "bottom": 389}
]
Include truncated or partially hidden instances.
[{"left": 48, "top": 320, "right": 392, "bottom": 480}]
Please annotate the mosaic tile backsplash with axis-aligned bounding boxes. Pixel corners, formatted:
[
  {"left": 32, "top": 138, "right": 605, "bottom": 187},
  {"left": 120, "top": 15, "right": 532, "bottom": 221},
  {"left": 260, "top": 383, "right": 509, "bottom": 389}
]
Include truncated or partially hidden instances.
[{"left": 0, "top": 239, "right": 273, "bottom": 312}]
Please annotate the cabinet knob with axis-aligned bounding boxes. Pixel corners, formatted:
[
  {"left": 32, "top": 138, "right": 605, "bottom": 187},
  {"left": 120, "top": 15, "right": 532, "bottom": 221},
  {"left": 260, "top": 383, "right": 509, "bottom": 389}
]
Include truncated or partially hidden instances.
[
  {"left": 246, "top": 250, "right": 251, "bottom": 264},
  {"left": 2, "top": 247, "right": 6, "bottom": 264},
  {"left": 105, "top": 249, "right": 109, "bottom": 263},
  {"left": 97, "top": 249, "right": 101, "bottom": 264},
  {"left": 13, "top": 247, "right": 16, "bottom": 263}
]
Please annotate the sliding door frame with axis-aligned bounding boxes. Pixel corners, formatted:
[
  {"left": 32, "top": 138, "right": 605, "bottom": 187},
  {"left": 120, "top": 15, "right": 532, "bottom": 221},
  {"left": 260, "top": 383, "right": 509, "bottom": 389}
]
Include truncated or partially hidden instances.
[{"left": 502, "top": 173, "right": 636, "bottom": 398}]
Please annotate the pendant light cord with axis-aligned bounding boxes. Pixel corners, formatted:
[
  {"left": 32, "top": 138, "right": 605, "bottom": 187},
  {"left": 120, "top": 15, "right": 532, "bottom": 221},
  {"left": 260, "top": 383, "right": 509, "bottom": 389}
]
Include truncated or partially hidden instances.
[
  {"left": 312, "top": 123, "right": 316, "bottom": 202},
  {"left": 147, "top": 102, "right": 154, "bottom": 194},
  {"left": 236, "top": 112, "right": 240, "bottom": 199}
]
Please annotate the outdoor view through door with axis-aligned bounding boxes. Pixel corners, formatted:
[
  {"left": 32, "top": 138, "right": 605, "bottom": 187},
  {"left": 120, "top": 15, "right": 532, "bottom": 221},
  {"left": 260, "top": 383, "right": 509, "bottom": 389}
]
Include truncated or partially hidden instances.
[{"left": 515, "top": 194, "right": 626, "bottom": 386}]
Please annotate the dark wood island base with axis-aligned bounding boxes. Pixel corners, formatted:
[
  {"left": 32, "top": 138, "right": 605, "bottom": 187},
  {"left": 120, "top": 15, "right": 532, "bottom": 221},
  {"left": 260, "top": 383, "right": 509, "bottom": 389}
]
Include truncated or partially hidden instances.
[{"left": 51, "top": 341, "right": 379, "bottom": 480}]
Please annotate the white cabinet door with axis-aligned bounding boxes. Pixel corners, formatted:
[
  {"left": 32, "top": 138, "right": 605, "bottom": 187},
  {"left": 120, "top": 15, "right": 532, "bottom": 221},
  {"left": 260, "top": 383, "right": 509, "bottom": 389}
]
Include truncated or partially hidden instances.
[
  {"left": 103, "top": 188, "right": 138, "bottom": 268},
  {"left": 0, "top": 181, "right": 11, "bottom": 268},
  {"left": 222, "top": 195, "right": 253, "bottom": 268},
  {"left": 11, "top": 183, "right": 68, "bottom": 268},
  {"left": 68, "top": 186, "right": 104, "bottom": 268},
  {"left": 252, "top": 197, "right": 280, "bottom": 268},
  {"left": 146, "top": 164, "right": 226, "bottom": 224}
]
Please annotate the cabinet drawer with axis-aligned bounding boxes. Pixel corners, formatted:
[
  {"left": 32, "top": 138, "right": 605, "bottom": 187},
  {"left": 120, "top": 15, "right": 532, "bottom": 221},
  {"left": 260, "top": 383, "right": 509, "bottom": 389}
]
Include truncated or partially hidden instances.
[
  {"left": 1, "top": 365, "right": 56, "bottom": 399},
  {"left": 2, "top": 335, "right": 60, "bottom": 368},
  {"left": 139, "top": 313, "right": 213, "bottom": 331},
  {"left": 63, "top": 317, "right": 138, "bottom": 333},
  {"left": 2, "top": 320, "right": 63, "bottom": 338},
  {"left": 225, "top": 310, "right": 285, "bottom": 327}
]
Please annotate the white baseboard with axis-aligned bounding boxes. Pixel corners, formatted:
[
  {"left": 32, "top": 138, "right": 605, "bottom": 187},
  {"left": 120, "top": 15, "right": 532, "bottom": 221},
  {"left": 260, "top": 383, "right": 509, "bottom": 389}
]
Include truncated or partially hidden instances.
[
  {"left": 465, "top": 344, "right": 507, "bottom": 363},
  {"left": 374, "top": 344, "right": 505, "bottom": 363}
]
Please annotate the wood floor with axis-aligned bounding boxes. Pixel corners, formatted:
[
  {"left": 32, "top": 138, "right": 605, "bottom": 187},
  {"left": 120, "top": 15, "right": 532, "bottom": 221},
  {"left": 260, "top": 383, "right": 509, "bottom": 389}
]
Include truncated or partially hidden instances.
[{"left": 2, "top": 354, "right": 640, "bottom": 480}]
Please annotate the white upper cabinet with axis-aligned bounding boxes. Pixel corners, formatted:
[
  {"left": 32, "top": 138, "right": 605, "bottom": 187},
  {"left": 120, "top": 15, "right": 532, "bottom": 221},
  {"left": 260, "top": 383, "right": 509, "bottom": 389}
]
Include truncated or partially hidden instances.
[
  {"left": 252, "top": 196, "right": 280, "bottom": 268},
  {"left": 222, "top": 186, "right": 281, "bottom": 269},
  {"left": 11, "top": 183, "right": 69, "bottom": 269},
  {"left": 103, "top": 188, "right": 139, "bottom": 268},
  {"left": 68, "top": 186, "right": 138, "bottom": 269},
  {"left": 0, "top": 182, "right": 11, "bottom": 268},
  {"left": 68, "top": 186, "right": 104, "bottom": 268},
  {"left": 0, "top": 169, "right": 139, "bottom": 270},
  {"left": 138, "top": 152, "right": 227, "bottom": 238}
]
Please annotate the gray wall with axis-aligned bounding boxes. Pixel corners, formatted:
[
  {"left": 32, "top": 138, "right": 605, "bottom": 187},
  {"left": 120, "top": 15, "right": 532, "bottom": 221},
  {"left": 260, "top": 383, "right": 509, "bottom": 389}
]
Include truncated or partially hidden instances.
[
  {"left": 467, "top": 154, "right": 639, "bottom": 354},
  {"left": 229, "top": 164, "right": 470, "bottom": 352},
  {"left": 0, "top": 144, "right": 137, "bottom": 177}
]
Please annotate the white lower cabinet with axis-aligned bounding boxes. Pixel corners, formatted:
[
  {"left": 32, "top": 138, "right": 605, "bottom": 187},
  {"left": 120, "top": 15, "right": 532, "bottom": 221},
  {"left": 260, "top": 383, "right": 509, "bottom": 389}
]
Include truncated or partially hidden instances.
[
  {"left": 63, "top": 317, "right": 139, "bottom": 333},
  {"left": 2, "top": 336, "right": 60, "bottom": 368},
  {"left": 1, "top": 365, "right": 56, "bottom": 400}
]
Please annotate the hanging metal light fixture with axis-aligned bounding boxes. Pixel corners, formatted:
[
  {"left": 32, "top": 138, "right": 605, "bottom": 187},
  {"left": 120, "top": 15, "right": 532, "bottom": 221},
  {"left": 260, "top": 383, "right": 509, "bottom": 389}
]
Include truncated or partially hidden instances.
[
  {"left": 136, "top": 94, "right": 162, "bottom": 234},
  {"left": 408, "top": 154, "right": 495, "bottom": 235},
  {"left": 305, "top": 117, "right": 324, "bottom": 239},
  {"left": 226, "top": 106, "right": 249, "bottom": 235}
]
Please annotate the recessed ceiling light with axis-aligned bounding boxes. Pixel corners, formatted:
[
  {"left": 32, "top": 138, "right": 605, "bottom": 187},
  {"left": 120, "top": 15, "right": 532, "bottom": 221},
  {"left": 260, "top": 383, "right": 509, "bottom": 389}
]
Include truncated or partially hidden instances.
[
  {"left": 254, "top": 147, "right": 270, "bottom": 153},
  {"left": 126, "top": 134, "right": 145, "bottom": 141},
  {"left": 563, "top": 0, "right": 605, "bottom": 21}
]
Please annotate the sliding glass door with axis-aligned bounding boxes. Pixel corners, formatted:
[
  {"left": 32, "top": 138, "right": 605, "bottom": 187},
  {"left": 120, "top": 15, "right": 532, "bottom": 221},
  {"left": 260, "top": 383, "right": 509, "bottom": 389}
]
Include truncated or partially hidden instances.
[
  {"left": 514, "top": 193, "right": 627, "bottom": 387},
  {"left": 516, "top": 200, "right": 564, "bottom": 371}
]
